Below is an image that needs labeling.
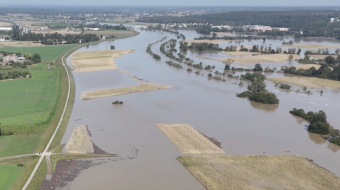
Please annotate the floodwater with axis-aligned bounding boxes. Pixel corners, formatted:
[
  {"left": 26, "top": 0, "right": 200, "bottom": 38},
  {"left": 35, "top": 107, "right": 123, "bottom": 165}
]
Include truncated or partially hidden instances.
[{"left": 61, "top": 28, "right": 340, "bottom": 189}]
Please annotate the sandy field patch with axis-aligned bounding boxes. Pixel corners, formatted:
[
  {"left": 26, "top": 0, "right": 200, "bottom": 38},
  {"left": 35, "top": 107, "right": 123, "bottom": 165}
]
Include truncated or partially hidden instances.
[
  {"left": 0, "top": 41, "right": 45, "bottom": 47},
  {"left": 156, "top": 124, "right": 225, "bottom": 155},
  {"left": 222, "top": 51, "right": 259, "bottom": 56},
  {"left": 185, "top": 39, "right": 245, "bottom": 44},
  {"left": 32, "top": 29, "right": 81, "bottom": 35},
  {"left": 16, "top": 21, "right": 45, "bottom": 26},
  {"left": 268, "top": 77, "right": 340, "bottom": 89},
  {"left": 309, "top": 54, "right": 338, "bottom": 60},
  {"left": 66, "top": 125, "right": 94, "bottom": 154},
  {"left": 0, "top": 21, "right": 13, "bottom": 26},
  {"left": 212, "top": 54, "right": 302, "bottom": 65},
  {"left": 70, "top": 49, "right": 134, "bottom": 73},
  {"left": 81, "top": 83, "right": 171, "bottom": 100},
  {"left": 281, "top": 43, "right": 339, "bottom": 49},
  {"left": 294, "top": 64, "right": 321, "bottom": 70},
  {"left": 178, "top": 155, "right": 340, "bottom": 190}
]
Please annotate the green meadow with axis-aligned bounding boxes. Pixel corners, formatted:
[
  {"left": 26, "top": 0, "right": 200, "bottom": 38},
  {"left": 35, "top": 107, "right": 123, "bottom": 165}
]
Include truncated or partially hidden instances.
[
  {"left": 0, "top": 64, "right": 61, "bottom": 127},
  {"left": 0, "top": 165, "right": 24, "bottom": 190},
  {"left": 0, "top": 136, "right": 40, "bottom": 158},
  {"left": 0, "top": 44, "right": 78, "bottom": 61}
]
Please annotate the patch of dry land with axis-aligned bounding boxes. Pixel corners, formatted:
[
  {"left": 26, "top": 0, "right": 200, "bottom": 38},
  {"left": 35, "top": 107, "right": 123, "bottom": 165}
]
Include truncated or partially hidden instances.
[
  {"left": 0, "top": 21, "right": 13, "bottom": 26},
  {"left": 268, "top": 77, "right": 340, "bottom": 89},
  {"left": 70, "top": 49, "right": 134, "bottom": 73},
  {"left": 178, "top": 155, "right": 340, "bottom": 190},
  {"left": 32, "top": 29, "right": 81, "bottom": 35},
  {"left": 66, "top": 125, "right": 94, "bottom": 154},
  {"left": 81, "top": 83, "right": 171, "bottom": 100},
  {"left": 216, "top": 54, "right": 302, "bottom": 65},
  {"left": 309, "top": 54, "right": 338, "bottom": 60},
  {"left": 221, "top": 47, "right": 259, "bottom": 56},
  {"left": 281, "top": 43, "right": 339, "bottom": 49},
  {"left": 185, "top": 39, "right": 244, "bottom": 44},
  {"left": 0, "top": 41, "right": 45, "bottom": 47},
  {"left": 156, "top": 124, "right": 225, "bottom": 154}
]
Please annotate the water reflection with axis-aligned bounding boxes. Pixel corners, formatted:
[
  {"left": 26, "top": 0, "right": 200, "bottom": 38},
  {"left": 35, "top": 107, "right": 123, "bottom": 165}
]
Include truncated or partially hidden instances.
[
  {"left": 328, "top": 142, "right": 340, "bottom": 153},
  {"left": 249, "top": 100, "right": 279, "bottom": 113},
  {"left": 308, "top": 132, "right": 327, "bottom": 145}
]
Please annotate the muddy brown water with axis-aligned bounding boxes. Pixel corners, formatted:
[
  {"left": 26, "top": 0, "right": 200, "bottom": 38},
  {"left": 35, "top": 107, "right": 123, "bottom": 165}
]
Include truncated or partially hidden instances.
[{"left": 61, "top": 29, "right": 340, "bottom": 189}]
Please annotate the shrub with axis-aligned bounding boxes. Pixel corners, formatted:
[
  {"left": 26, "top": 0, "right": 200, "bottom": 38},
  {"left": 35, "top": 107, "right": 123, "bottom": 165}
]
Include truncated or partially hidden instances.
[
  {"left": 112, "top": 100, "right": 123, "bottom": 105},
  {"left": 308, "top": 121, "right": 330, "bottom": 135},
  {"left": 279, "top": 84, "right": 291, "bottom": 90},
  {"left": 249, "top": 91, "right": 279, "bottom": 104},
  {"left": 236, "top": 91, "right": 252, "bottom": 98}
]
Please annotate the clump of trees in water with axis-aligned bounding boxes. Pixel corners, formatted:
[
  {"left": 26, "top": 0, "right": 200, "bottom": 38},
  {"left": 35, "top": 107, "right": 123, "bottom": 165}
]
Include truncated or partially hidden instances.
[
  {"left": 112, "top": 100, "right": 123, "bottom": 105},
  {"left": 289, "top": 108, "right": 340, "bottom": 146},
  {"left": 187, "top": 42, "right": 219, "bottom": 51},
  {"left": 279, "top": 84, "right": 292, "bottom": 90},
  {"left": 283, "top": 64, "right": 340, "bottom": 81},
  {"left": 237, "top": 65, "right": 279, "bottom": 104}
]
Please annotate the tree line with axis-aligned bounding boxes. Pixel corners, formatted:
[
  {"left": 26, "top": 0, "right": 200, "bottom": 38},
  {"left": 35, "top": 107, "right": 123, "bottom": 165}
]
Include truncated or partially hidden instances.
[{"left": 11, "top": 26, "right": 100, "bottom": 45}]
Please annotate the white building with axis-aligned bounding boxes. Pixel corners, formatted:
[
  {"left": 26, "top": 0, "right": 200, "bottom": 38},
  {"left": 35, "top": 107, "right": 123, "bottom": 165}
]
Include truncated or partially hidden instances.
[{"left": 0, "top": 27, "right": 12, "bottom": 31}]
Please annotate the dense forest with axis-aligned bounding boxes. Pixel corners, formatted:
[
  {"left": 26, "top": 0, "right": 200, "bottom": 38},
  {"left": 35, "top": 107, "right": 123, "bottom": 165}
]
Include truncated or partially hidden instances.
[
  {"left": 11, "top": 26, "right": 100, "bottom": 45},
  {"left": 137, "top": 10, "right": 340, "bottom": 38}
]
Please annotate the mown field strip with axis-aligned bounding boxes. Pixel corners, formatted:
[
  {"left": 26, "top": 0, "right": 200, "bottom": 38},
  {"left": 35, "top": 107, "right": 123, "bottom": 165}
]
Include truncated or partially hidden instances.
[
  {"left": 178, "top": 155, "right": 340, "bottom": 190},
  {"left": 81, "top": 83, "right": 171, "bottom": 100},
  {"left": 156, "top": 124, "right": 225, "bottom": 155}
]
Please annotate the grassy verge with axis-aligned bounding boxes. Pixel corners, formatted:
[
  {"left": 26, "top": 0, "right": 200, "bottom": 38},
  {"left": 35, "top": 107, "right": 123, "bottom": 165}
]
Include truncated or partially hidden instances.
[
  {"left": 0, "top": 156, "right": 39, "bottom": 190},
  {"left": 26, "top": 158, "right": 46, "bottom": 190}
]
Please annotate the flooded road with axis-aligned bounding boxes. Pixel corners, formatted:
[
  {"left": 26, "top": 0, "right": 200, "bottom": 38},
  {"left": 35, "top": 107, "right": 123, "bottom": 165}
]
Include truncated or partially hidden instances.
[{"left": 61, "top": 28, "right": 340, "bottom": 189}]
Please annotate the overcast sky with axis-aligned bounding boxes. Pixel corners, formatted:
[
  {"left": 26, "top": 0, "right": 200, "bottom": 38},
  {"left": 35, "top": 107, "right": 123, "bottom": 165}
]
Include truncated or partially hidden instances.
[{"left": 4, "top": 0, "right": 340, "bottom": 6}]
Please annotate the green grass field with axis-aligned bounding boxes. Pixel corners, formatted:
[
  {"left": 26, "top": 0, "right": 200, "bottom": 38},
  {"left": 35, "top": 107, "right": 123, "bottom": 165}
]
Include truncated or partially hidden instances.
[
  {"left": 0, "top": 136, "right": 40, "bottom": 158},
  {"left": 0, "top": 64, "right": 61, "bottom": 126},
  {"left": 0, "top": 44, "right": 78, "bottom": 61},
  {"left": 0, "top": 165, "right": 24, "bottom": 190}
]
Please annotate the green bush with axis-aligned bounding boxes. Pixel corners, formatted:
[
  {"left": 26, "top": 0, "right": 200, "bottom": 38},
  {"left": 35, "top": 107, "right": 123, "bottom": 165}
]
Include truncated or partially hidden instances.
[
  {"left": 308, "top": 121, "right": 330, "bottom": 135},
  {"left": 249, "top": 91, "right": 279, "bottom": 104},
  {"left": 236, "top": 91, "right": 252, "bottom": 98}
]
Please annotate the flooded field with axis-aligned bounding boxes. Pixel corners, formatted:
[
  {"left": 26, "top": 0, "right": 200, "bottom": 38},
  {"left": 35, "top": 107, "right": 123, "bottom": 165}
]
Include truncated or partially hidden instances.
[{"left": 60, "top": 28, "right": 340, "bottom": 189}]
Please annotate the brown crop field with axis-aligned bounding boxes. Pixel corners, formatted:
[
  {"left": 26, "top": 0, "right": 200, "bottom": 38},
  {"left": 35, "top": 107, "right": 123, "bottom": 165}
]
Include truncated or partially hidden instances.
[
  {"left": 268, "top": 77, "right": 340, "bottom": 89},
  {"left": 219, "top": 54, "right": 302, "bottom": 65},
  {"left": 156, "top": 124, "right": 225, "bottom": 154},
  {"left": 70, "top": 49, "right": 134, "bottom": 73},
  {"left": 81, "top": 83, "right": 171, "bottom": 100},
  {"left": 178, "top": 155, "right": 340, "bottom": 190},
  {"left": 0, "top": 21, "right": 13, "bottom": 26},
  {"left": 32, "top": 29, "right": 81, "bottom": 35},
  {"left": 66, "top": 125, "right": 94, "bottom": 154}
]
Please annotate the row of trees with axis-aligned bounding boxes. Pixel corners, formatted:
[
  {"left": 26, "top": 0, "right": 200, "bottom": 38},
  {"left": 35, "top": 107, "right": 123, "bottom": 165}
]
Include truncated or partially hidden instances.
[
  {"left": 284, "top": 64, "right": 340, "bottom": 81},
  {"left": 12, "top": 26, "right": 100, "bottom": 45},
  {"left": 0, "top": 70, "right": 31, "bottom": 80}
]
